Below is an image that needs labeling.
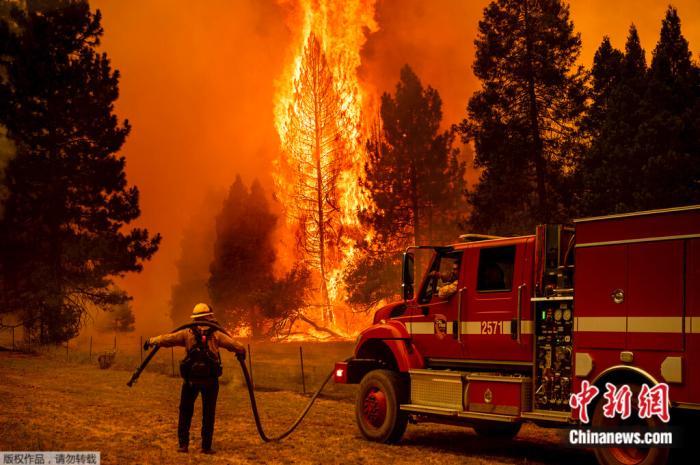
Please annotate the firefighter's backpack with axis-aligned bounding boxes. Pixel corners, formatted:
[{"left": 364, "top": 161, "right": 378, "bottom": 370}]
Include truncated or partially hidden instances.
[{"left": 180, "top": 327, "right": 223, "bottom": 383}]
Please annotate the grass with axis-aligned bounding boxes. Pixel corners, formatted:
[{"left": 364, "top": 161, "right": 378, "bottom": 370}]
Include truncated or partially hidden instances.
[
  {"left": 0, "top": 332, "right": 357, "bottom": 400},
  {"left": 0, "top": 348, "right": 596, "bottom": 465}
]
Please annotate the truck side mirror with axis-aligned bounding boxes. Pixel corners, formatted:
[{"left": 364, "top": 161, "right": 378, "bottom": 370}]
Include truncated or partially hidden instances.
[{"left": 402, "top": 251, "right": 415, "bottom": 301}]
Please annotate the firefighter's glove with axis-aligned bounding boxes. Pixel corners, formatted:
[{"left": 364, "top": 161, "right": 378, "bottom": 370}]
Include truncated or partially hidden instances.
[
  {"left": 143, "top": 338, "right": 154, "bottom": 351},
  {"left": 236, "top": 350, "right": 246, "bottom": 362}
]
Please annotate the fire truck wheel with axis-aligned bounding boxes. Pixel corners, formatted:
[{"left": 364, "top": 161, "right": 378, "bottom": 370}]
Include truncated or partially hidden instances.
[
  {"left": 355, "top": 369, "right": 408, "bottom": 443},
  {"left": 591, "top": 382, "right": 670, "bottom": 465},
  {"left": 473, "top": 422, "right": 522, "bottom": 439}
]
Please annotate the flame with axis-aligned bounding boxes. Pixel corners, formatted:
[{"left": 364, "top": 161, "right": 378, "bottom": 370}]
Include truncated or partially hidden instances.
[{"left": 273, "top": 0, "right": 377, "bottom": 336}]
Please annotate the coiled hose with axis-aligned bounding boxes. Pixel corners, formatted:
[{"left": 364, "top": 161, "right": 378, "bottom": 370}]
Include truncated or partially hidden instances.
[{"left": 127, "top": 320, "right": 349, "bottom": 442}]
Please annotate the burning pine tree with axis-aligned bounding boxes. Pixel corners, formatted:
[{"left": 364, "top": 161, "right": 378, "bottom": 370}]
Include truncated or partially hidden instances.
[
  {"left": 274, "top": 0, "right": 377, "bottom": 334},
  {"left": 277, "top": 34, "right": 350, "bottom": 325}
]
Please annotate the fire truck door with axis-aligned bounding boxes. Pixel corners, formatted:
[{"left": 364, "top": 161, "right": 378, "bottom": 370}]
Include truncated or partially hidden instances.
[
  {"left": 405, "top": 251, "right": 465, "bottom": 359},
  {"left": 626, "top": 240, "right": 684, "bottom": 351},
  {"left": 462, "top": 241, "right": 533, "bottom": 362},
  {"left": 576, "top": 240, "right": 685, "bottom": 351},
  {"left": 576, "top": 244, "right": 628, "bottom": 349}
]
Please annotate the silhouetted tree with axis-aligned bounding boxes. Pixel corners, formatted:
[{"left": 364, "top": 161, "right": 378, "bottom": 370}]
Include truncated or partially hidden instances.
[
  {"left": 345, "top": 65, "right": 465, "bottom": 308},
  {"left": 574, "top": 27, "right": 649, "bottom": 214},
  {"left": 637, "top": 7, "right": 700, "bottom": 208},
  {"left": 208, "top": 177, "right": 314, "bottom": 339},
  {"left": 575, "top": 8, "right": 700, "bottom": 214},
  {"left": 0, "top": 127, "right": 12, "bottom": 220},
  {"left": 0, "top": 1, "right": 17, "bottom": 220},
  {"left": 0, "top": 1, "right": 160, "bottom": 343},
  {"left": 256, "top": 265, "right": 313, "bottom": 339},
  {"left": 209, "top": 177, "right": 270, "bottom": 337},
  {"left": 99, "top": 296, "right": 135, "bottom": 333},
  {"left": 460, "top": 0, "right": 586, "bottom": 234}
]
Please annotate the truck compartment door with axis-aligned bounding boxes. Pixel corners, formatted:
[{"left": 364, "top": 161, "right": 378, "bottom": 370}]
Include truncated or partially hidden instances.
[
  {"left": 626, "top": 240, "right": 684, "bottom": 351},
  {"left": 575, "top": 244, "right": 627, "bottom": 349}
]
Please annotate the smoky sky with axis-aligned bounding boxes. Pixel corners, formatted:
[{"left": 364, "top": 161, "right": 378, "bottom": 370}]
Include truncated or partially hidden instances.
[{"left": 90, "top": 0, "right": 700, "bottom": 332}]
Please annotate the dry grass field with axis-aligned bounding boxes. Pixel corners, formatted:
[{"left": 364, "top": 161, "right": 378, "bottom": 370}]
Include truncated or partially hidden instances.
[{"left": 0, "top": 346, "right": 596, "bottom": 465}]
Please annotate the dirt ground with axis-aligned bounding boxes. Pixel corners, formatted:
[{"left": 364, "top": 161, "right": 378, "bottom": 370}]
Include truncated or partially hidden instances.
[{"left": 0, "top": 352, "right": 596, "bottom": 465}]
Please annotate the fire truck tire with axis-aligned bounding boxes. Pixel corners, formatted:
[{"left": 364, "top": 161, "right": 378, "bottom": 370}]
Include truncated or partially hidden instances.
[
  {"left": 473, "top": 422, "right": 522, "bottom": 439},
  {"left": 355, "top": 369, "right": 408, "bottom": 443},
  {"left": 591, "top": 382, "right": 670, "bottom": 465}
]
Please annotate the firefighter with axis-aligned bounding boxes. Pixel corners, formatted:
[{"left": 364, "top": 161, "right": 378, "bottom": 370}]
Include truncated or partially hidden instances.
[
  {"left": 430, "top": 260, "right": 460, "bottom": 298},
  {"left": 144, "top": 303, "right": 246, "bottom": 454}
]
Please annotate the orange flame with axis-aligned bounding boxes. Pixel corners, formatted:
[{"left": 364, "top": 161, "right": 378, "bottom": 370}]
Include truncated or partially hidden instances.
[{"left": 273, "top": 0, "right": 377, "bottom": 335}]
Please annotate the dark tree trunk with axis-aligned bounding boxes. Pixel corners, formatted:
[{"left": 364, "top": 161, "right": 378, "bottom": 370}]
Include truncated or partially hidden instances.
[{"left": 523, "top": 0, "right": 548, "bottom": 221}]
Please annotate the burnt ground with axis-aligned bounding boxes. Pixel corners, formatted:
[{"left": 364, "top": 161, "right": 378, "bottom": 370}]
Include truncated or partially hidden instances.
[{"left": 0, "top": 352, "right": 596, "bottom": 465}]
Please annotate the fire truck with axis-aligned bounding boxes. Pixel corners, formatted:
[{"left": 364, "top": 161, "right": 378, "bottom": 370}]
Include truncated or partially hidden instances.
[{"left": 334, "top": 205, "right": 699, "bottom": 465}]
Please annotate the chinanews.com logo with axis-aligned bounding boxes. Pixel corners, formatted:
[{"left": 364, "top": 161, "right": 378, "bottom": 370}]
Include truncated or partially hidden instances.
[{"left": 567, "top": 381, "right": 675, "bottom": 447}]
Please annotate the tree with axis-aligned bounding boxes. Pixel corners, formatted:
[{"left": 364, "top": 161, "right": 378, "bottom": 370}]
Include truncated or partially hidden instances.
[
  {"left": 254, "top": 265, "right": 312, "bottom": 339},
  {"left": 0, "top": 1, "right": 160, "bottom": 343},
  {"left": 0, "top": 126, "right": 13, "bottom": 220},
  {"left": 208, "top": 177, "right": 313, "bottom": 339},
  {"left": 0, "top": 1, "right": 16, "bottom": 220},
  {"left": 636, "top": 7, "right": 700, "bottom": 208},
  {"left": 574, "top": 8, "right": 700, "bottom": 215},
  {"left": 209, "top": 177, "right": 270, "bottom": 337},
  {"left": 277, "top": 34, "right": 351, "bottom": 325},
  {"left": 345, "top": 65, "right": 466, "bottom": 308},
  {"left": 574, "top": 27, "right": 649, "bottom": 215},
  {"left": 460, "top": 0, "right": 587, "bottom": 234},
  {"left": 98, "top": 298, "right": 135, "bottom": 333}
]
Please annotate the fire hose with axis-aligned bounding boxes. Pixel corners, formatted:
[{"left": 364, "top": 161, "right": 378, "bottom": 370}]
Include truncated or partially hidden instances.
[{"left": 127, "top": 321, "right": 348, "bottom": 442}]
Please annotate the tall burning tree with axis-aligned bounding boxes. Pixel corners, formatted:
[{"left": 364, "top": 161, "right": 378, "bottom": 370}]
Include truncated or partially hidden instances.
[
  {"left": 278, "top": 35, "right": 346, "bottom": 324},
  {"left": 274, "top": 0, "right": 377, "bottom": 329}
]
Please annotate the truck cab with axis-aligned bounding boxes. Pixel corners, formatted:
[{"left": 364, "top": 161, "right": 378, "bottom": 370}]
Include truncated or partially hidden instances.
[{"left": 392, "top": 236, "right": 535, "bottom": 365}]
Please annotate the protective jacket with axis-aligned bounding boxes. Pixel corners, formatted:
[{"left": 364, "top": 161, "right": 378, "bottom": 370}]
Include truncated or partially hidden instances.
[{"left": 151, "top": 324, "right": 244, "bottom": 356}]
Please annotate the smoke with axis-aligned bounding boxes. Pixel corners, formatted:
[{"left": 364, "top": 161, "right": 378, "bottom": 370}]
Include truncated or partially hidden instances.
[
  {"left": 360, "top": 1, "right": 484, "bottom": 131},
  {"left": 91, "top": 0, "right": 291, "bottom": 333},
  {"left": 169, "top": 188, "right": 225, "bottom": 325},
  {"left": 87, "top": 0, "right": 699, "bottom": 335},
  {"left": 359, "top": 0, "right": 700, "bottom": 188}
]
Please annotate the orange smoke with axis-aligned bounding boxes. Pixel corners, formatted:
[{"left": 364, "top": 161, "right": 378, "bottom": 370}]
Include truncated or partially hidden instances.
[{"left": 87, "top": 0, "right": 700, "bottom": 337}]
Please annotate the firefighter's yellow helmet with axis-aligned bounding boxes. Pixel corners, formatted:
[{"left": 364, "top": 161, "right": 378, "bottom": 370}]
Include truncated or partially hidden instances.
[{"left": 190, "top": 303, "right": 214, "bottom": 319}]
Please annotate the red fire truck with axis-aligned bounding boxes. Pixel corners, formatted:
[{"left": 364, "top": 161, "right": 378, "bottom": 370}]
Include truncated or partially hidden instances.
[{"left": 334, "top": 205, "right": 699, "bottom": 465}]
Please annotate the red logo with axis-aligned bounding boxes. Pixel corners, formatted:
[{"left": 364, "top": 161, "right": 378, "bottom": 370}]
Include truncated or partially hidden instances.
[
  {"left": 638, "top": 383, "right": 670, "bottom": 423},
  {"left": 570, "top": 382, "right": 670, "bottom": 424},
  {"left": 569, "top": 380, "right": 599, "bottom": 423},
  {"left": 602, "top": 383, "right": 632, "bottom": 420}
]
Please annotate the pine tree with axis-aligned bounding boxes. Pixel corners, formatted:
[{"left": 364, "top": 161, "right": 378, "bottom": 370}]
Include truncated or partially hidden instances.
[
  {"left": 208, "top": 177, "right": 270, "bottom": 337},
  {"left": 345, "top": 65, "right": 465, "bottom": 308},
  {"left": 208, "top": 176, "right": 316, "bottom": 339},
  {"left": 575, "top": 8, "right": 700, "bottom": 215},
  {"left": 575, "top": 27, "right": 648, "bottom": 215},
  {"left": 100, "top": 299, "right": 135, "bottom": 333},
  {"left": 0, "top": 1, "right": 160, "bottom": 343},
  {"left": 365, "top": 65, "right": 465, "bottom": 246},
  {"left": 0, "top": 1, "right": 14, "bottom": 220},
  {"left": 460, "top": 0, "right": 586, "bottom": 234},
  {"left": 637, "top": 7, "right": 700, "bottom": 208},
  {"left": 584, "top": 37, "right": 625, "bottom": 134},
  {"left": 277, "top": 34, "right": 350, "bottom": 325}
]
